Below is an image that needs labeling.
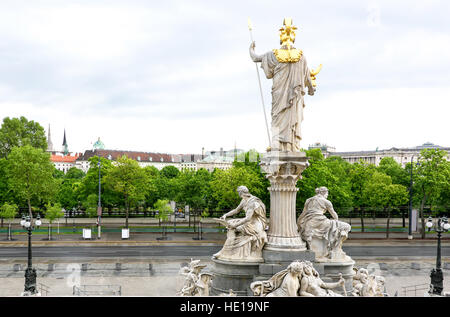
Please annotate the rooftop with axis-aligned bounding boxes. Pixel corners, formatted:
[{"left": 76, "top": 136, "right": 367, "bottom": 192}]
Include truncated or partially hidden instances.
[{"left": 51, "top": 153, "right": 80, "bottom": 163}]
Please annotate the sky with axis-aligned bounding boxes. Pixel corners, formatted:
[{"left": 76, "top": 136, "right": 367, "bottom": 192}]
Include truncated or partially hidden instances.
[{"left": 0, "top": 0, "right": 449, "bottom": 155}]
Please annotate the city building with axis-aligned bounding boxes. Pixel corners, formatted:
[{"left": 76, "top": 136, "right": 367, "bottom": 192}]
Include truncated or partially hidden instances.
[
  {"left": 51, "top": 152, "right": 81, "bottom": 173},
  {"left": 75, "top": 149, "right": 182, "bottom": 173},
  {"left": 46, "top": 127, "right": 81, "bottom": 173},
  {"left": 309, "top": 142, "right": 450, "bottom": 167},
  {"left": 46, "top": 124, "right": 54, "bottom": 152},
  {"left": 61, "top": 129, "right": 68, "bottom": 155},
  {"left": 196, "top": 147, "right": 245, "bottom": 172},
  {"left": 307, "top": 142, "right": 336, "bottom": 158},
  {"left": 92, "top": 137, "right": 105, "bottom": 150}
]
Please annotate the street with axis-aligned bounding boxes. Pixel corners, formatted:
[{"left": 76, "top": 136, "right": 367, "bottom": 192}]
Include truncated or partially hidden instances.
[{"left": 0, "top": 245, "right": 448, "bottom": 258}]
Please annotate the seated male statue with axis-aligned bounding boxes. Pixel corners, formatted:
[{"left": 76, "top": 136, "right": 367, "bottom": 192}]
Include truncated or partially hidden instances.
[
  {"left": 213, "top": 186, "right": 268, "bottom": 262},
  {"left": 297, "top": 187, "right": 351, "bottom": 262}
]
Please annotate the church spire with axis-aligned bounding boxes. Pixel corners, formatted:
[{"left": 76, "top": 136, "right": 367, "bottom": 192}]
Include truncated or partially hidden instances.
[
  {"left": 62, "top": 129, "right": 68, "bottom": 156},
  {"left": 47, "top": 124, "right": 53, "bottom": 152}
]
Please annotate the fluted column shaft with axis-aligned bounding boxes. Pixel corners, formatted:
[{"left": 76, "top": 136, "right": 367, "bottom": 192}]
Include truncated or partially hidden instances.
[{"left": 260, "top": 152, "right": 308, "bottom": 251}]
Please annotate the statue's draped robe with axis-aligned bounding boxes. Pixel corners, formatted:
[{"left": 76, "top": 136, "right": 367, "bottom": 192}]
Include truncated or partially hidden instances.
[
  {"left": 297, "top": 195, "right": 350, "bottom": 257},
  {"left": 214, "top": 196, "right": 268, "bottom": 261},
  {"left": 260, "top": 51, "right": 313, "bottom": 151}
]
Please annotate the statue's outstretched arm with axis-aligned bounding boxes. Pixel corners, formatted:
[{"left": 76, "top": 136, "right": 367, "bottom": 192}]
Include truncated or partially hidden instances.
[
  {"left": 222, "top": 200, "right": 244, "bottom": 219},
  {"left": 320, "top": 277, "right": 345, "bottom": 290},
  {"left": 249, "top": 42, "right": 263, "bottom": 62},
  {"left": 230, "top": 208, "right": 254, "bottom": 229}
]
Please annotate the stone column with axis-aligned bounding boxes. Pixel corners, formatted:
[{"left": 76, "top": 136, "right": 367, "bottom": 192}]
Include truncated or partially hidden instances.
[{"left": 260, "top": 151, "right": 308, "bottom": 251}]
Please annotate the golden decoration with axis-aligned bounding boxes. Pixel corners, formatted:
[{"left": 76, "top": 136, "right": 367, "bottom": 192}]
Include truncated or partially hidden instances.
[
  {"left": 273, "top": 18, "right": 302, "bottom": 63},
  {"left": 279, "top": 17, "right": 297, "bottom": 49},
  {"left": 273, "top": 48, "right": 303, "bottom": 63},
  {"left": 310, "top": 64, "right": 323, "bottom": 87}
]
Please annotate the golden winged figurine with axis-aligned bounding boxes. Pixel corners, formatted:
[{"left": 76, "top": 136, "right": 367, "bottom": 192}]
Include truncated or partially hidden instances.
[{"left": 310, "top": 64, "right": 322, "bottom": 87}]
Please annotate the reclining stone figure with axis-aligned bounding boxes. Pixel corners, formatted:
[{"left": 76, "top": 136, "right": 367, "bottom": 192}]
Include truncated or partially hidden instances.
[{"left": 250, "top": 260, "right": 346, "bottom": 297}]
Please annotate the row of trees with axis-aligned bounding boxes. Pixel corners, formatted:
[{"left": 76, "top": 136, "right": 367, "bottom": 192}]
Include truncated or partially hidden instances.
[
  {"left": 0, "top": 116, "right": 449, "bottom": 238},
  {"left": 296, "top": 148, "right": 449, "bottom": 238}
]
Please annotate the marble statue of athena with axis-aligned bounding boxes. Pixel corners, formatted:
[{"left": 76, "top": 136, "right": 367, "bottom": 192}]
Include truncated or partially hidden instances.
[{"left": 249, "top": 18, "right": 316, "bottom": 152}]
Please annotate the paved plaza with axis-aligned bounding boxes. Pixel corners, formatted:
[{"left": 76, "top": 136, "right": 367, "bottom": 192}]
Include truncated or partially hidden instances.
[
  {"left": 0, "top": 258, "right": 449, "bottom": 297},
  {"left": 0, "top": 226, "right": 449, "bottom": 297}
]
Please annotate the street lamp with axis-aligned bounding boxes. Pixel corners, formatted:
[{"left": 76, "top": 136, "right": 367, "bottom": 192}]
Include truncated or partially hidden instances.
[
  {"left": 408, "top": 156, "right": 414, "bottom": 239},
  {"left": 21, "top": 214, "right": 41, "bottom": 296},
  {"left": 97, "top": 160, "right": 102, "bottom": 239},
  {"left": 426, "top": 216, "right": 450, "bottom": 296}
]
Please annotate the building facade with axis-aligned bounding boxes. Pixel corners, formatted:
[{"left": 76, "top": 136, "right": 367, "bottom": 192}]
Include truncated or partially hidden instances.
[
  {"left": 309, "top": 142, "right": 450, "bottom": 167},
  {"left": 51, "top": 153, "right": 81, "bottom": 173},
  {"left": 75, "top": 149, "right": 183, "bottom": 173},
  {"left": 47, "top": 126, "right": 82, "bottom": 173}
]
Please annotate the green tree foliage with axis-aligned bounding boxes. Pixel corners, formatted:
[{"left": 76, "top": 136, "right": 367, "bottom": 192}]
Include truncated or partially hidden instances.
[
  {"left": 0, "top": 158, "right": 12, "bottom": 205},
  {"left": 78, "top": 156, "right": 116, "bottom": 209},
  {"left": 377, "top": 157, "right": 409, "bottom": 187},
  {"left": 56, "top": 168, "right": 85, "bottom": 211},
  {"left": 65, "top": 167, "right": 85, "bottom": 180},
  {"left": 0, "top": 116, "right": 47, "bottom": 158},
  {"left": 304, "top": 148, "right": 324, "bottom": 161},
  {"left": 83, "top": 194, "right": 98, "bottom": 218},
  {"left": 0, "top": 202, "right": 18, "bottom": 223},
  {"left": 434, "top": 163, "right": 450, "bottom": 212},
  {"left": 0, "top": 202, "right": 18, "bottom": 240},
  {"left": 160, "top": 165, "right": 179, "bottom": 179},
  {"left": 175, "top": 169, "right": 212, "bottom": 210},
  {"left": 413, "top": 148, "right": 449, "bottom": 238},
  {"left": 52, "top": 167, "right": 65, "bottom": 179},
  {"left": 149, "top": 165, "right": 181, "bottom": 204},
  {"left": 56, "top": 179, "right": 80, "bottom": 211},
  {"left": 362, "top": 172, "right": 408, "bottom": 237},
  {"left": 153, "top": 171, "right": 179, "bottom": 203},
  {"left": 297, "top": 151, "right": 353, "bottom": 213},
  {"left": 153, "top": 199, "right": 173, "bottom": 221},
  {"left": 103, "top": 155, "right": 147, "bottom": 228},
  {"left": 347, "top": 160, "right": 377, "bottom": 231},
  {"left": 210, "top": 166, "right": 266, "bottom": 211},
  {"left": 44, "top": 202, "right": 65, "bottom": 223},
  {"left": 348, "top": 160, "right": 377, "bottom": 208},
  {"left": 143, "top": 165, "right": 159, "bottom": 177},
  {"left": 6, "top": 145, "right": 57, "bottom": 218},
  {"left": 142, "top": 166, "right": 160, "bottom": 208},
  {"left": 43, "top": 202, "right": 65, "bottom": 240}
]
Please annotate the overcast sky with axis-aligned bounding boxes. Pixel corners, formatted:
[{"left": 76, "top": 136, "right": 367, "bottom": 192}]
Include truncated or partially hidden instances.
[{"left": 0, "top": 0, "right": 449, "bottom": 155}]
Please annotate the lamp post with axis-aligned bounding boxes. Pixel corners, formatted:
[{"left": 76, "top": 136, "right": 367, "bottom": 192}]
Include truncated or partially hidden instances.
[
  {"left": 97, "top": 160, "right": 102, "bottom": 239},
  {"left": 408, "top": 156, "right": 414, "bottom": 240},
  {"left": 21, "top": 214, "right": 41, "bottom": 296},
  {"left": 426, "top": 216, "right": 450, "bottom": 296}
]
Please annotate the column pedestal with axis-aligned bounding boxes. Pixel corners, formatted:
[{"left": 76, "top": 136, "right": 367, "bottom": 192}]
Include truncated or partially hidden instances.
[{"left": 260, "top": 151, "right": 308, "bottom": 252}]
